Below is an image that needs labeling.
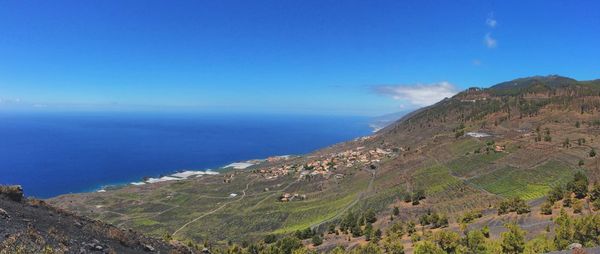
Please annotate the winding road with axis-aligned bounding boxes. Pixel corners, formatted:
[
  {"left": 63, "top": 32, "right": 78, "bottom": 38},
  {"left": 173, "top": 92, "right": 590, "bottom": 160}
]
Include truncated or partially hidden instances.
[
  {"left": 171, "top": 178, "right": 255, "bottom": 237},
  {"left": 309, "top": 169, "right": 376, "bottom": 229}
]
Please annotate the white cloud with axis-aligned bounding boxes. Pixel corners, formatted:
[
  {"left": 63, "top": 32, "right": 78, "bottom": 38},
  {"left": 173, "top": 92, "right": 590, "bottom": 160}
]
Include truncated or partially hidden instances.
[
  {"left": 373, "top": 82, "right": 459, "bottom": 107},
  {"left": 486, "top": 15, "right": 497, "bottom": 28},
  {"left": 0, "top": 98, "right": 22, "bottom": 104},
  {"left": 484, "top": 33, "right": 497, "bottom": 48}
]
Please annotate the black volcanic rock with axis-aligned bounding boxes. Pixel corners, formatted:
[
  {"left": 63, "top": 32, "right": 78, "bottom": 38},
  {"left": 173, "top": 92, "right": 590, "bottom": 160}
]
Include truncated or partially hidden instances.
[
  {"left": 0, "top": 185, "right": 191, "bottom": 253},
  {"left": 0, "top": 185, "right": 24, "bottom": 202}
]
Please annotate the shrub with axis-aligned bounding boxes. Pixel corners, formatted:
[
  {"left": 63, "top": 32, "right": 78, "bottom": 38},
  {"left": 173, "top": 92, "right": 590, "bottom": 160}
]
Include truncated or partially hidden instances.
[
  {"left": 311, "top": 235, "right": 322, "bottom": 246},
  {"left": 548, "top": 185, "right": 564, "bottom": 203},
  {"left": 433, "top": 230, "right": 460, "bottom": 253},
  {"left": 274, "top": 237, "right": 303, "bottom": 254},
  {"left": 414, "top": 240, "right": 445, "bottom": 254},
  {"left": 465, "top": 230, "right": 487, "bottom": 253},
  {"left": 406, "top": 222, "right": 416, "bottom": 235},
  {"left": 351, "top": 224, "right": 362, "bottom": 237},
  {"left": 540, "top": 201, "right": 553, "bottom": 215},
  {"left": 373, "top": 229, "right": 382, "bottom": 243},
  {"left": 553, "top": 209, "right": 574, "bottom": 250},
  {"left": 363, "top": 208, "right": 377, "bottom": 224},
  {"left": 523, "top": 235, "right": 554, "bottom": 254},
  {"left": 393, "top": 206, "right": 400, "bottom": 216},
  {"left": 563, "top": 195, "right": 572, "bottom": 208},
  {"left": 419, "top": 211, "right": 448, "bottom": 228},
  {"left": 572, "top": 199, "right": 583, "bottom": 213},
  {"left": 498, "top": 197, "right": 530, "bottom": 215},
  {"left": 501, "top": 224, "right": 526, "bottom": 254},
  {"left": 589, "top": 183, "right": 600, "bottom": 202},
  {"left": 411, "top": 190, "right": 426, "bottom": 205},
  {"left": 350, "top": 242, "right": 382, "bottom": 254},
  {"left": 382, "top": 236, "right": 404, "bottom": 254},
  {"left": 567, "top": 171, "right": 588, "bottom": 199},
  {"left": 328, "top": 224, "right": 336, "bottom": 234},
  {"left": 481, "top": 225, "right": 490, "bottom": 238},
  {"left": 592, "top": 199, "right": 600, "bottom": 211},
  {"left": 294, "top": 228, "right": 314, "bottom": 240},
  {"left": 402, "top": 192, "right": 411, "bottom": 203},
  {"left": 459, "top": 210, "right": 483, "bottom": 224},
  {"left": 364, "top": 223, "right": 373, "bottom": 241}
]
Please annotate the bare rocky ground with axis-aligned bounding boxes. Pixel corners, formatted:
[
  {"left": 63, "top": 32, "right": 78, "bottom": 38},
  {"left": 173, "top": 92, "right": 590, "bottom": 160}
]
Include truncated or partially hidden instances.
[{"left": 0, "top": 185, "right": 191, "bottom": 254}]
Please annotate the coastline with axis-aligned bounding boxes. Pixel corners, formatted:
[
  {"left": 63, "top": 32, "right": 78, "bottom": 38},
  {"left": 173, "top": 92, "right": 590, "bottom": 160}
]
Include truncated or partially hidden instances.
[{"left": 92, "top": 155, "right": 293, "bottom": 194}]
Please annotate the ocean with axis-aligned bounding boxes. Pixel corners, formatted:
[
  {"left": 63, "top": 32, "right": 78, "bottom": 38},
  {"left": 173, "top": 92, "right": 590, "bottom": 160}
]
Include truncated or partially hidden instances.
[{"left": 0, "top": 112, "right": 372, "bottom": 198}]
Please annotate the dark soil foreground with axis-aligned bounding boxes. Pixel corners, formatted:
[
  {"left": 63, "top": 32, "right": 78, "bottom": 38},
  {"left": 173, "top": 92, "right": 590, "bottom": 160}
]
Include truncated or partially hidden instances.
[{"left": 0, "top": 186, "right": 191, "bottom": 254}]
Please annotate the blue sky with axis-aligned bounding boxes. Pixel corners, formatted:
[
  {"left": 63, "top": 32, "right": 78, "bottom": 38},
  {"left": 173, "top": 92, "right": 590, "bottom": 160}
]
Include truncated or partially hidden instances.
[{"left": 1, "top": 1, "right": 599, "bottom": 116}]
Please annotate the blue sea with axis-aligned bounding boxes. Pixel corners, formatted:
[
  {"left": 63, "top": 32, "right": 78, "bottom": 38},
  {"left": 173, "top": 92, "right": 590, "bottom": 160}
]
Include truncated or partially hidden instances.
[{"left": 0, "top": 112, "right": 371, "bottom": 198}]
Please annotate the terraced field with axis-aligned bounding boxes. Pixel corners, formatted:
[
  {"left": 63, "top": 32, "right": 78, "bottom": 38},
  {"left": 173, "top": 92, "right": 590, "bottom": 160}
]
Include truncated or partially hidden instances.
[
  {"left": 50, "top": 167, "right": 377, "bottom": 243},
  {"left": 468, "top": 160, "right": 576, "bottom": 200},
  {"left": 446, "top": 139, "right": 482, "bottom": 157},
  {"left": 447, "top": 151, "right": 506, "bottom": 177},
  {"left": 428, "top": 181, "right": 499, "bottom": 215},
  {"left": 411, "top": 165, "right": 460, "bottom": 195}
]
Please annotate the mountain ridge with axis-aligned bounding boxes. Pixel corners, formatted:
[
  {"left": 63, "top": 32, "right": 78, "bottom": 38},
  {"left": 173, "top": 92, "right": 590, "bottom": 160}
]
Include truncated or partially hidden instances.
[{"left": 42, "top": 74, "right": 600, "bottom": 253}]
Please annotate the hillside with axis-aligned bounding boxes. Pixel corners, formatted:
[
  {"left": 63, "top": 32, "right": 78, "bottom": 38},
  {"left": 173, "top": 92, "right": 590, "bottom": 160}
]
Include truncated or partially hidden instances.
[
  {"left": 0, "top": 186, "right": 190, "bottom": 253},
  {"left": 49, "top": 75, "right": 600, "bottom": 253}
]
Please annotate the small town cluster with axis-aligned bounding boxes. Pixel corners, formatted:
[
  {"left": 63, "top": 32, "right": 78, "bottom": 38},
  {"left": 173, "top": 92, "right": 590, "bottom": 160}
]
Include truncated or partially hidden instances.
[{"left": 254, "top": 146, "right": 396, "bottom": 181}]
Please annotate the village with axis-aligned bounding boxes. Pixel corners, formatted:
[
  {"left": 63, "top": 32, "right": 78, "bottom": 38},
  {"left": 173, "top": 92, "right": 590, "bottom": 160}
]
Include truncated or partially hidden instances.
[
  {"left": 253, "top": 146, "right": 396, "bottom": 181},
  {"left": 218, "top": 146, "right": 397, "bottom": 203}
]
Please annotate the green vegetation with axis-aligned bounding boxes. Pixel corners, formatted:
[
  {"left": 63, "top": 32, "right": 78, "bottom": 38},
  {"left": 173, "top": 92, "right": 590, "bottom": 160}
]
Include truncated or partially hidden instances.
[
  {"left": 414, "top": 240, "right": 445, "bottom": 254},
  {"left": 447, "top": 151, "right": 505, "bottom": 177},
  {"left": 337, "top": 208, "right": 378, "bottom": 238},
  {"left": 458, "top": 210, "right": 483, "bottom": 224},
  {"left": 132, "top": 218, "right": 160, "bottom": 227},
  {"left": 547, "top": 185, "right": 564, "bottom": 203},
  {"left": 197, "top": 210, "right": 600, "bottom": 254},
  {"left": 311, "top": 234, "right": 322, "bottom": 246},
  {"left": 418, "top": 210, "right": 448, "bottom": 228},
  {"left": 447, "top": 139, "right": 482, "bottom": 157},
  {"left": 469, "top": 161, "right": 575, "bottom": 200},
  {"left": 540, "top": 201, "right": 552, "bottom": 215},
  {"left": 497, "top": 197, "right": 530, "bottom": 215},
  {"left": 42, "top": 76, "right": 600, "bottom": 250},
  {"left": 590, "top": 183, "right": 600, "bottom": 210},
  {"left": 501, "top": 223, "right": 525, "bottom": 254},
  {"left": 401, "top": 189, "right": 425, "bottom": 205},
  {"left": 412, "top": 166, "right": 460, "bottom": 195},
  {"left": 293, "top": 227, "right": 315, "bottom": 240},
  {"left": 566, "top": 171, "right": 589, "bottom": 199}
]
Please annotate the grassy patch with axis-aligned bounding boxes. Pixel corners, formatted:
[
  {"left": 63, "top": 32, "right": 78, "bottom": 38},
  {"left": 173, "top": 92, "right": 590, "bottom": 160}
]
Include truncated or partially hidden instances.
[
  {"left": 468, "top": 161, "right": 575, "bottom": 200},
  {"left": 447, "top": 139, "right": 482, "bottom": 156},
  {"left": 132, "top": 218, "right": 160, "bottom": 227},
  {"left": 447, "top": 152, "right": 506, "bottom": 177},
  {"left": 412, "top": 165, "right": 460, "bottom": 195},
  {"left": 272, "top": 193, "right": 358, "bottom": 234}
]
